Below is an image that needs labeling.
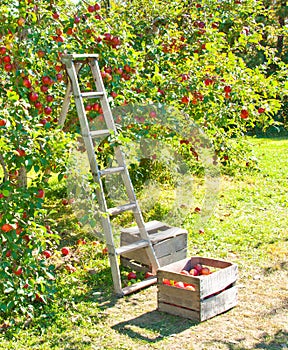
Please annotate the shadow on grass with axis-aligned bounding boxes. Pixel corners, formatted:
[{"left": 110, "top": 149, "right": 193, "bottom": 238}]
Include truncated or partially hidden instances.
[
  {"left": 207, "top": 330, "right": 288, "bottom": 350},
  {"left": 112, "top": 309, "right": 197, "bottom": 343}
]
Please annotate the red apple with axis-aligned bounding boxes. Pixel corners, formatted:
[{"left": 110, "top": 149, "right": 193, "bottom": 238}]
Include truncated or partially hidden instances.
[
  {"left": 46, "top": 95, "right": 53, "bottom": 102},
  {"left": 162, "top": 279, "right": 171, "bottom": 285},
  {"left": 258, "top": 107, "right": 265, "bottom": 114},
  {"left": 23, "top": 78, "right": 32, "bottom": 88},
  {"left": 3, "top": 55, "right": 11, "bottom": 63},
  {"left": 44, "top": 106, "right": 52, "bottom": 115},
  {"left": 88, "top": 5, "right": 95, "bottom": 12},
  {"left": 16, "top": 149, "right": 26, "bottom": 157},
  {"left": 0, "top": 119, "right": 7, "bottom": 126},
  {"left": 185, "top": 285, "right": 196, "bottom": 291},
  {"left": 94, "top": 3, "right": 101, "bottom": 10},
  {"left": 115, "top": 67, "right": 123, "bottom": 75},
  {"left": 5, "top": 250, "right": 11, "bottom": 258},
  {"left": 4, "top": 63, "right": 13, "bottom": 72},
  {"left": 194, "top": 263, "right": 203, "bottom": 272},
  {"left": 127, "top": 271, "right": 137, "bottom": 280},
  {"left": 181, "top": 96, "right": 189, "bottom": 104},
  {"left": 180, "top": 270, "right": 190, "bottom": 276},
  {"left": 34, "top": 101, "right": 42, "bottom": 110},
  {"left": 189, "top": 268, "right": 199, "bottom": 276},
  {"left": 62, "top": 199, "right": 69, "bottom": 205},
  {"left": 204, "top": 78, "right": 213, "bottom": 86},
  {"left": 52, "top": 12, "right": 60, "bottom": 19},
  {"left": 35, "top": 293, "right": 44, "bottom": 302},
  {"left": 14, "top": 267, "right": 23, "bottom": 276},
  {"left": 61, "top": 247, "right": 70, "bottom": 256},
  {"left": 42, "top": 250, "right": 52, "bottom": 258},
  {"left": 65, "top": 264, "right": 76, "bottom": 273},
  {"left": 29, "top": 92, "right": 39, "bottom": 102},
  {"left": 0, "top": 46, "right": 6, "bottom": 55},
  {"left": 240, "top": 109, "right": 249, "bottom": 119},
  {"left": 17, "top": 17, "right": 25, "bottom": 26},
  {"left": 200, "top": 267, "right": 211, "bottom": 275},
  {"left": 174, "top": 281, "right": 185, "bottom": 288},
  {"left": 56, "top": 73, "right": 63, "bottom": 81},
  {"left": 74, "top": 16, "right": 81, "bottom": 24},
  {"left": 40, "top": 85, "right": 49, "bottom": 93},
  {"left": 144, "top": 271, "right": 154, "bottom": 279},
  {"left": 42, "top": 76, "right": 51, "bottom": 85},
  {"left": 224, "top": 85, "right": 232, "bottom": 93},
  {"left": 1, "top": 223, "right": 14, "bottom": 232},
  {"left": 36, "top": 189, "right": 45, "bottom": 198},
  {"left": 37, "top": 50, "right": 45, "bottom": 58}
]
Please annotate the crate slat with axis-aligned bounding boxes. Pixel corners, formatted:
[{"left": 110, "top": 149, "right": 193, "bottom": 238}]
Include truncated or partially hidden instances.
[{"left": 158, "top": 302, "right": 201, "bottom": 322}]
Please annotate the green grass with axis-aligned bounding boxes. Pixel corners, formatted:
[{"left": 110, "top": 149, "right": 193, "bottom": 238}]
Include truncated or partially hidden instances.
[{"left": 0, "top": 137, "right": 287, "bottom": 350}]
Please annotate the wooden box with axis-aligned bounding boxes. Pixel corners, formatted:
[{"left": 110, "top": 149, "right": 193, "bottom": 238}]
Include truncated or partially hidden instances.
[
  {"left": 120, "top": 220, "right": 187, "bottom": 270},
  {"left": 157, "top": 256, "right": 238, "bottom": 322}
]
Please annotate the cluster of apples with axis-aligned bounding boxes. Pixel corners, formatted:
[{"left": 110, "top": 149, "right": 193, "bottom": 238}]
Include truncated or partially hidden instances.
[
  {"left": 162, "top": 263, "right": 212, "bottom": 291},
  {"left": 183, "top": 263, "right": 211, "bottom": 277}
]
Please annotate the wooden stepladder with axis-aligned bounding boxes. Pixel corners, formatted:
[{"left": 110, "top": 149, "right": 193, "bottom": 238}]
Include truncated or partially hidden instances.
[{"left": 59, "top": 54, "right": 160, "bottom": 296}]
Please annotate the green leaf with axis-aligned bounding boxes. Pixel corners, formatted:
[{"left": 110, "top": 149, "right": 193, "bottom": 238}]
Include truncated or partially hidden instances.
[{"left": 7, "top": 90, "right": 19, "bottom": 101}]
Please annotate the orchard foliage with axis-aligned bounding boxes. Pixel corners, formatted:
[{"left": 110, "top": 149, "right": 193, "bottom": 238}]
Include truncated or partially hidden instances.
[{"left": 0, "top": 0, "right": 287, "bottom": 319}]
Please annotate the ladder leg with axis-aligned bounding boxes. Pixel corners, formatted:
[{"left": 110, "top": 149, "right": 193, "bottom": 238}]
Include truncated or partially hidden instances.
[{"left": 58, "top": 80, "right": 72, "bottom": 126}]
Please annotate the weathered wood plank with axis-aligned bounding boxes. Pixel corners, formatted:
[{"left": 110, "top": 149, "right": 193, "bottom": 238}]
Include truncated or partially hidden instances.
[{"left": 158, "top": 303, "right": 200, "bottom": 322}]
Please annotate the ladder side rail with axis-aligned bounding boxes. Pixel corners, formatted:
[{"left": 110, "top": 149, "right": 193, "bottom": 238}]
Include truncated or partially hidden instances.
[
  {"left": 58, "top": 62, "right": 82, "bottom": 127},
  {"left": 88, "top": 58, "right": 117, "bottom": 130}
]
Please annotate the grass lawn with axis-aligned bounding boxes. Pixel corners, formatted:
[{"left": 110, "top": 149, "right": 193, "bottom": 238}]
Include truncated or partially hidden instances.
[{"left": 0, "top": 137, "right": 287, "bottom": 350}]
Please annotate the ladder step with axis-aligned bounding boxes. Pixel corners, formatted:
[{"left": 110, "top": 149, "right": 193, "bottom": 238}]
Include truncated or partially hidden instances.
[
  {"left": 121, "top": 276, "right": 157, "bottom": 296},
  {"left": 116, "top": 239, "right": 150, "bottom": 255},
  {"left": 107, "top": 202, "right": 137, "bottom": 216},
  {"left": 99, "top": 166, "right": 125, "bottom": 176},
  {"left": 62, "top": 54, "right": 99, "bottom": 60},
  {"left": 89, "top": 129, "right": 111, "bottom": 138},
  {"left": 81, "top": 91, "right": 104, "bottom": 99}
]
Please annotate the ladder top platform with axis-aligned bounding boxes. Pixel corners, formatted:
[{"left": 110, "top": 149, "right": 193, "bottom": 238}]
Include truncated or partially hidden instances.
[{"left": 61, "top": 53, "right": 99, "bottom": 60}]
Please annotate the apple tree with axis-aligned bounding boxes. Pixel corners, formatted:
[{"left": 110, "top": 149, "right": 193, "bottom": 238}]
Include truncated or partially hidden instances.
[{"left": 0, "top": 0, "right": 286, "bottom": 320}]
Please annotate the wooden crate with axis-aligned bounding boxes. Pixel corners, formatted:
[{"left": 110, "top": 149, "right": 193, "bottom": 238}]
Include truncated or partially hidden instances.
[
  {"left": 120, "top": 220, "right": 187, "bottom": 271},
  {"left": 157, "top": 256, "right": 238, "bottom": 322}
]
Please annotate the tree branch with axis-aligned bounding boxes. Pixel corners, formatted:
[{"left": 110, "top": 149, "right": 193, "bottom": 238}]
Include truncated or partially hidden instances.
[{"left": 0, "top": 154, "right": 9, "bottom": 183}]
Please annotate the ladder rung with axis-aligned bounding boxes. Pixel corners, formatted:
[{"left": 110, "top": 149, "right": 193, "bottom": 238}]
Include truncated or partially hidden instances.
[
  {"left": 116, "top": 239, "right": 149, "bottom": 255},
  {"left": 107, "top": 203, "right": 137, "bottom": 216},
  {"left": 81, "top": 91, "right": 104, "bottom": 99},
  {"left": 62, "top": 54, "right": 99, "bottom": 60},
  {"left": 121, "top": 276, "right": 157, "bottom": 296},
  {"left": 89, "top": 130, "right": 111, "bottom": 138},
  {"left": 99, "top": 166, "right": 125, "bottom": 176}
]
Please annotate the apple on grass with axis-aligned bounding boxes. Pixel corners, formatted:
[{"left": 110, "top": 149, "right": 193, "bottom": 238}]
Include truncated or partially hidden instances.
[
  {"left": 144, "top": 271, "right": 154, "bottom": 279},
  {"left": 127, "top": 271, "right": 137, "bottom": 280}
]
